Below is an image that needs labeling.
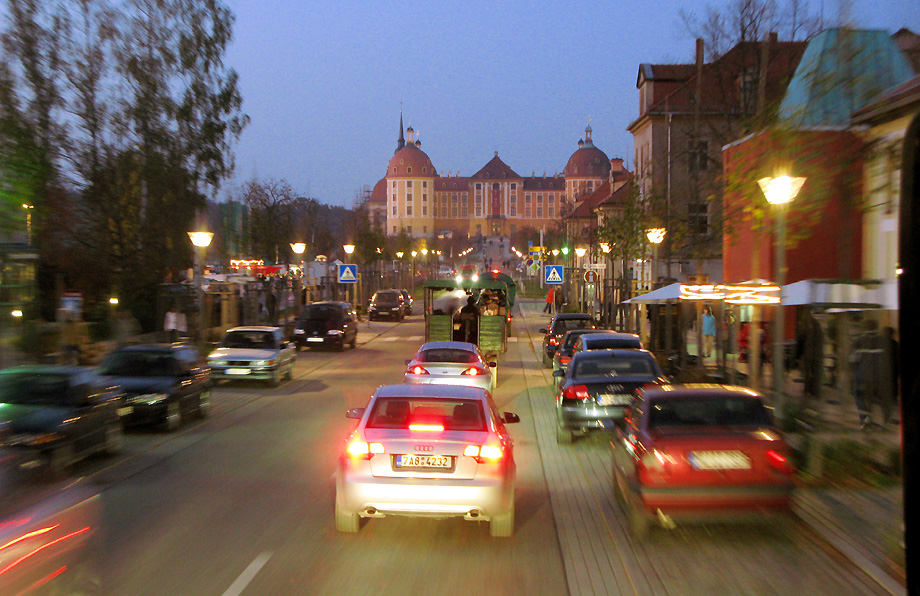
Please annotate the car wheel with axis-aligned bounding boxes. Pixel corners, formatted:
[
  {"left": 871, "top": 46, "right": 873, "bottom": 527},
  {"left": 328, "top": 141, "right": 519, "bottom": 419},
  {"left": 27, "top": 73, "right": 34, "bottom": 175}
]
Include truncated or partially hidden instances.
[
  {"left": 284, "top": 362, "right": 294, "bottom": 380},
  {"left": 627, "top": 494, "right": 652, "bottom": 539},
  {"left": 335, "top": 500, "right": 360, "bottom": 533},
  {"left": 196, "top": 390, "right": 212, "bottom": 419},
  {"left": 162, "top": 401, "right": 182, "bottom": 432},
  {"left": 542, "top": 352, "right": 552, "bottom": 368},
  {"left": 269, "top": 369, "right": 281, "bottom": 387},
  {"left": 102, "top": 421, "right": 123, "bottom": 456},
  {"left": 350, "top": 334, "right": 357, "bottom": 349},
  {"left": 490, "top": 507, "right": 514, "bottom": 537},
  {"left": 45, "top": 444, "right": 73, "bottom": 481},
  {"left": 336, "top": 338, "right": 345, "bottom": 352},
  {"left": 556, "top": 424, "right": 573, "bottom": 445}
]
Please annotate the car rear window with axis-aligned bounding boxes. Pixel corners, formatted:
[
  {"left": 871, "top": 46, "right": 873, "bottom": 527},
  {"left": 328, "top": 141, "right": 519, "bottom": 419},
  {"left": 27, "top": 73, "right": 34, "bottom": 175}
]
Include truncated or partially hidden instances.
[
  {"left": 302, "top": 304, "right": 342, "bottom": 320},
  {"left": 367, "top": 397, "right": 486, "bottom": 431},
  {"left": 585, "top": 338, "right": 641, "bottom": 350},
  {"left": 574, "top": 356, "right": 656, "bottom": 377},
  {"left": 101, "top": 351, "right": 175, "bottom": 376},
  {"left": 375, "top": 291, "right": 399, "bottom": 301},
  {"left": 648, "top": 397, "right": 773, "bottom": 429},
  {"left": 418, "top": 349, "right": 479, "bottom": 364},
  {"left": 555, "top": 318, "right": 593, "bottom": 333},
  {"left": 0, "top": 372, "right": 76, "bottom": 406}
]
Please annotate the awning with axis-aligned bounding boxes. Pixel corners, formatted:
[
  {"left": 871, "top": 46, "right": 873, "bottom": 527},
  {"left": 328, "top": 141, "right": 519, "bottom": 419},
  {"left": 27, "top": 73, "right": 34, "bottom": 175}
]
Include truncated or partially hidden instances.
[
  {"left": 623, "top": 283, "right": 683, "bottom": 304},
  {"left": 782, "top": 279, "right": 898, "bottom": 310}
]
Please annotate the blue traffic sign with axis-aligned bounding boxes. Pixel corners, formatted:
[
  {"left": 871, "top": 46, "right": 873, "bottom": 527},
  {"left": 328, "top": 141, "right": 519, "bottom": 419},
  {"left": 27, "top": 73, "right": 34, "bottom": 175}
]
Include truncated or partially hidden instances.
[
  {"left": 337, "top": 264, "right": 358, "bottom": 283},
  {"left": 545, "top": 265, "right": 563, "bottom": 285}
]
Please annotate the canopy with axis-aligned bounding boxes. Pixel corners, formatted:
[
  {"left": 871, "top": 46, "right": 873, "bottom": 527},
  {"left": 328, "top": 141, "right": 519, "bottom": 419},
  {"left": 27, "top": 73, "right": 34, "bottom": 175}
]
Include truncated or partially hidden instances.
[
  {"left": 782, "top": 279, "right": 897, "bottom": 310},
  {"left": 623, "top": 283, "right": 683, "bottom": 304}
]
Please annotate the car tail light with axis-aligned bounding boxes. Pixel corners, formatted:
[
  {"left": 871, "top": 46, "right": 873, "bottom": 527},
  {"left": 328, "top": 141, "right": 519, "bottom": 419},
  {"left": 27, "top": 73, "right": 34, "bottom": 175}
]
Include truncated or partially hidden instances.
[
  {"left": 560, "top": 356, "right": 571, "bottom": 365},
  {"left": 561, "top": 385, "right": 589, "bottom": 401},
  {"left": 548, "top": 337, "right": 559, "bottom": 346},
  {"left": 409, "top": 423, "right": 444, "bottom": 432},
  {"left": 765, "top": 449, "right": 795, "bottom": 474},
  {"left": 639, "top": 449, "right": 674, "bottom": 473},
  {"left": 464, "top": 444, "right": 503, "bottom": 463},
  {"left": 346, "top": 439, "right": 384, "bottom": 460},
  {"left": 408, "top": 365, "right": 429, "bottom": 375},
  {"left": 641, "top": 382, "right": 662, "bottom": 390},
  {"left": 461, "top": 366, "right": 485, "bottom": 376}
]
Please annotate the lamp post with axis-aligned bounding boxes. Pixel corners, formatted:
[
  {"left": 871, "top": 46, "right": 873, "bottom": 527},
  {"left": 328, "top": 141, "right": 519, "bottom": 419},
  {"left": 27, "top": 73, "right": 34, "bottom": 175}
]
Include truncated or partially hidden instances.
[
  {"left": 187, "top": 231, "right": 214, "bottom": 343},
  {"left": 396, "top": 251, "right": 404, "bottom": 288},
  {"left": 646, "top": 228, "right": 666, "bottom": 289},
  {"left": 758, "top": 175, "right": 806, "bottom": 421},
  {"left": 291, "top": 242, "right": 306, "bottom": 307},
  {"left": 343, "top": 243, "right": 356, "bottom": 305}
]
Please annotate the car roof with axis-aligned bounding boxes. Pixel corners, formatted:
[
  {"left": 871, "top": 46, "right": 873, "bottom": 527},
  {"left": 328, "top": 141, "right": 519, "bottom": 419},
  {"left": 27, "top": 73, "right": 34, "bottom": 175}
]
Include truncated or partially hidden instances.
[
  {"left": 306, "top": 301, "right": 349, "bottom": 307},
  {"left": 642, "top": 384, "right": 764, "bottom": 401},
  {"left": 570, "top": 348, "right": 655, "bottom": 361},
  {"left": 554, "top": 313, "right": 593, "bottom": 320},
  {"left": 115, "top": 343, "right": 190, "bottom": 352},
  {"left": 581, "top": 332, "right": 640, "bottom": 341},
  {"left": 373, "top": 383, "right": 488, "bottom": 400},
  {"left": 226, "top": 326, "right": 279, "bottom": 332},
  {"left": 0, "top": 364, "right": 88, "bottom": 375},
  {"left": 417, "top": 341, "right": 477, "bottom": 352}
]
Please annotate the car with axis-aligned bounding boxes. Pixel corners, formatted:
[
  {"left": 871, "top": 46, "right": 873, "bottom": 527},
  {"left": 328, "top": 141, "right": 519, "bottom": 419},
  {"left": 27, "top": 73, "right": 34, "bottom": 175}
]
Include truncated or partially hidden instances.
[
  {"left": 207, "top": 326, "right": 296, "bottom": 387},
  {"left": 438, "top": 265, "right": 454, "bottom": 278},
  {"left": 368, "top": 289, "right": 405, "bottom": 321},
  {"left": 404, "top": 341, "right": 496, "bottom": 392},
  {"left": 539, "top": 313, "right": 596, "bottom": 367},
  {"left": 335, "top": 384, "right": 519, "bottom": 537},
  {"left": 398, "top": 289, "right": 414, "bottom": 316},
  {"left": 611, "top": 384, "right": 796, "bottom": 538},
  {"left": 0, "top": 366, "right": 123, "bottom": 478},
  {"left": 570, "top": 332, "right": 643, "bottom": 361},
  {"left": 293, "top": 301, "right": 358, "bottom": 351},
  {"left": 552, "top": 329, "right": 611, "bottom": 381},
  {"left": 98, "top": 343, "right": 211, "bottom": 431},
  {"left": 552, "top": 349, "right": 667, "bottom": 445}
]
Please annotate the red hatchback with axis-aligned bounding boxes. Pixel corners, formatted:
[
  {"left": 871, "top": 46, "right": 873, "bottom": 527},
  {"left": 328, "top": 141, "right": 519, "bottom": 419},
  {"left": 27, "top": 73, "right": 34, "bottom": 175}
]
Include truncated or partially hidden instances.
[{"left": 611, "top": 385, "right": 796, "bottom": 538}]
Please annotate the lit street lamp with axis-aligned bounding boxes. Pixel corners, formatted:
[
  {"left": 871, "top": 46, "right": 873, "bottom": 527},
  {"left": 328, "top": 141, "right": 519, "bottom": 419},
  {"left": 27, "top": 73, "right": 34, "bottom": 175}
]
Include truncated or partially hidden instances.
[
  {"left": 646, "top": 228, "right": 666, "bottom": 288},
  {"left": 187, "top": 231, "right": 214, "bottom": 343},
  {"left": 758, "top": 175, "right": 806, "bottom": 421}
]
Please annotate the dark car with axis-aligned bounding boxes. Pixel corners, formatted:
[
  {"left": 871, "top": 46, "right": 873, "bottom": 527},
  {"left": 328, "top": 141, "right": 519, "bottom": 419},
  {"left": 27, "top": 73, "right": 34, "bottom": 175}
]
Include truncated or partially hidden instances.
[
  {"left": 368, "top": 289, "right": 405, "bottom": 321},
  {"left": 398, "top": 289, "right": 414, "bottom": 316},
  {"left": 552, "top": 350, "right": 667, "bottom": 444},
  {"left": 98, "top": 343, "right": 211, "bottom": 431},
  {"left": 0, "top": 366, "right": 123, "bottom": 478},
  {"left": 612, "top": 385, "right": 796, "bottom": 537},
  {"left": 552, "top": 329, "right": 610, "bottom": 383},
  {"left": 293, "top": 302, "right": 358, "bottom": 351},
  {"left": 539, "top": 313, "right": 595, "bottom": 367}
]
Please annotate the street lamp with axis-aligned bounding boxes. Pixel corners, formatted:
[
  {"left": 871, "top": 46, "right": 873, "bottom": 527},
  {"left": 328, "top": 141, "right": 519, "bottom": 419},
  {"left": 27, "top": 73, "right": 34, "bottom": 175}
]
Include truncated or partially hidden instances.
[
  {"left": 22, "top": 204, "right": 34, "bottom": 246},
  {"left": 342, "top": 244, "right": 356, "bottom": 304},
  {"left": 187, "top": 231, "right": 213, "bottom": 343},
  {"left": 758, "top": 175, "right": 806, "bottom": 421},
  {"left": 647, "top": 228, "right": 666, "bottom": 287}
]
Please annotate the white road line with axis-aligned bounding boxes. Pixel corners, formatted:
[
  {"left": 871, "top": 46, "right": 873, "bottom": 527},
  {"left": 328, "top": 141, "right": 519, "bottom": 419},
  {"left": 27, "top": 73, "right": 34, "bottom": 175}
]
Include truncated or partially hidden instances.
[
  {"left": 383, "top": 336, "right": 400, "bottom": 341},
  {"left": 508, "top": 337, "right": 518, "bottom": 342},
  {"left": 222, "top": 552, "right": 272, "bottom": 596},
  {"left": 407, "top": 336, "right": 423, "bottom": 341}
]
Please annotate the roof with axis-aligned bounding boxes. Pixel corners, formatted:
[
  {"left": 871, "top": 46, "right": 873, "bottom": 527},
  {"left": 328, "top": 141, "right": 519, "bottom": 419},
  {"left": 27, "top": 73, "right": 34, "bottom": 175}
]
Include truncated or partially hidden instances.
[
  {"left": 418, "top": 341, "right": 478, "bottom": 351},
  {"left": 851, "top": 74, "right": 920, "bottom": 124},
  {"left": 522, "top": 176, "right": 565, "bottom": 190},
  {"left": 387, "top": 143, "right": 437, "bottom": 178},
  {"left": 471, "top": 153, "right": 521, "bottom": 180},
  {"left": 568, "top": 180, "right": 613, "bottom": 218},
  {"left": 369, "top": 177, "right": 387, "bottom": 203},
  {"left": 641, "top": 384, "right": 764, "bottom": 400},
  {"left": 374, "top": 383, "right": 487, "bottom": 400},
  {"left": 434, "top": 177, "right": 472, "bottom": 191},
  {"left": 779, "top": 28, "right": 914, "bottom": 126}
]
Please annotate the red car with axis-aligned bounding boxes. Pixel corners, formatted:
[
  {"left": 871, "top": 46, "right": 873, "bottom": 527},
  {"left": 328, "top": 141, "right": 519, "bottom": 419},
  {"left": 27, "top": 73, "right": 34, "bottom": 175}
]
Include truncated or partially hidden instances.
[{"left": 611, "top": 385, "right": 796, "bottom": 538}]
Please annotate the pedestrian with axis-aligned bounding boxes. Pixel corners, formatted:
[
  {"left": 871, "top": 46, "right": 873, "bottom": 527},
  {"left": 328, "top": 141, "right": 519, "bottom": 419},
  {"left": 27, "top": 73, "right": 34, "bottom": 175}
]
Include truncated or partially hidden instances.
[
  {"left": 544, "top": 287, "right": 555, "bottom": 314},
  {"left": 702, "top": 305, "right": 716, "bottom": 358},
  {"left": 849, "top": 318, "right": 894, "bottom": 430}
]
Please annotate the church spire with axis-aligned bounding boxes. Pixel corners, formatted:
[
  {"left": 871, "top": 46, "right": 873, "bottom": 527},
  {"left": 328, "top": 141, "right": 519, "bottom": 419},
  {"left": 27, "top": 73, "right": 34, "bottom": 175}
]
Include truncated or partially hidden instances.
[{"left": 396, "top": 109, "right": 406, "bottom": 152}]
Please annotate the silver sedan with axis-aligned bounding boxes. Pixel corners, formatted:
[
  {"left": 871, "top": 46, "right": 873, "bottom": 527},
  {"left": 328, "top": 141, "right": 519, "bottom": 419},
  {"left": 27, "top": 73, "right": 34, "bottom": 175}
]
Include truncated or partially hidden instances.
[
  {"left": 335, "top": 384, "right": 519, "bottom": 537},
  {"left": 403, "top": 341, "right": 496, "bottom": 392}
]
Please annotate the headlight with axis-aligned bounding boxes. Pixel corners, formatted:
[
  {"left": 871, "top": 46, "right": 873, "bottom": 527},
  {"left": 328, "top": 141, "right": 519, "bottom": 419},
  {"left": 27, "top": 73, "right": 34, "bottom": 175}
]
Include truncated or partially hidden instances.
[
  {"left": 127, "top": 393, "right": 168, "bottom": 405},
  {"left": 252, "top": 359, "right": 275, "bottom": 367},
  {"left": 327, "top": 329, "right": 343, "bottom": 336},
  {"left": 294, "top": 329, "right": 305, "bottom": 335},
  {"left": 391, "top": 307, "right": 400, "bottom": 311}
]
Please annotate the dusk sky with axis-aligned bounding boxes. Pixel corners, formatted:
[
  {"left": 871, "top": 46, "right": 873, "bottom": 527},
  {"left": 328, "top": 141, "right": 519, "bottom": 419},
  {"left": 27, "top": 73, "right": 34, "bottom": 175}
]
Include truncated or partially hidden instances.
[{"left": 222, "top": 0, "right": 920, "bottom": 207}]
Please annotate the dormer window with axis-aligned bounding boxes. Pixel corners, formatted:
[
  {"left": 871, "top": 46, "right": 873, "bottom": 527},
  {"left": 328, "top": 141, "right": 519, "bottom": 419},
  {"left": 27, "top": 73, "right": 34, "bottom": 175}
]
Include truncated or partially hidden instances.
[{"left": 408, "top": 167, "right": 412, "bottom": 174}]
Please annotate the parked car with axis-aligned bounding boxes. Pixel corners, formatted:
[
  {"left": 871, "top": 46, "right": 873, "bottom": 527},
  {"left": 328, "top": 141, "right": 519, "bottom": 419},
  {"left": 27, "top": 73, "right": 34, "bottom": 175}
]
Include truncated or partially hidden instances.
[
  {"left": 368, "top": 289, "right": 405, "bottom": 321},
  {"left": 336, "top": 384, "right": 519, "bottom": 537},
  {"left": 98, "top": 343, "right": 211, "bottom": 431},
  {"left": 571, "top": 332, "right": 643, "bottom": 359},
  {"left": 552, "top": 349, "right": 667, "bottom": 445},
  {"left": 552, "top": 329, "right": 611, "bottom": 381},
  {"left": 611, "top": 384, "right": 796, "bottom": 538},
  {"left": 293, "top": 301, "right": 358, "bottom": 351},
  {"left": 0, "top": 366, "right": 123, "bottom": 478},
  {"left": 207, "top": 326, "right": 296, "bottom": 387},
  {"left": 398, "top": 289, "right": 414, "bottom": 316},
  {"left": 404, "top": 341, "right": 496, "bottom": 392},
  {"left": 539, "top": 313, "right": 596, "bottom": 367}
]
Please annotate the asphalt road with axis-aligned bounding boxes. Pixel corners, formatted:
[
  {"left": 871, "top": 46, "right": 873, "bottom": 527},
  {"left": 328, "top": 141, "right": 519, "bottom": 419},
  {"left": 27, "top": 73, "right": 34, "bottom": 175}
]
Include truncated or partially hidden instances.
[{"left": 2, "top": 296, "right": 897, "bottom": 596}]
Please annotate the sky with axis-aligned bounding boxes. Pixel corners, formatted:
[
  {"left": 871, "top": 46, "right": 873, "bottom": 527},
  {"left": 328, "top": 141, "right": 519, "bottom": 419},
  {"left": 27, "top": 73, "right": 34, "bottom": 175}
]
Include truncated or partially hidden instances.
[{"left": 222, "top": 0, "right": 920, "bottom": 207}]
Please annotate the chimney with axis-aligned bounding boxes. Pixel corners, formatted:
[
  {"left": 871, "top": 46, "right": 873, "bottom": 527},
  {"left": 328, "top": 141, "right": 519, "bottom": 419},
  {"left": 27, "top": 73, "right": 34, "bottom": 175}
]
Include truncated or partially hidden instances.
[
  {"left": 770, "top": 31, "right": 778, "bottom": 44},
  {"left": 610, "top": 157, "right": 624, "bottom": 172}
]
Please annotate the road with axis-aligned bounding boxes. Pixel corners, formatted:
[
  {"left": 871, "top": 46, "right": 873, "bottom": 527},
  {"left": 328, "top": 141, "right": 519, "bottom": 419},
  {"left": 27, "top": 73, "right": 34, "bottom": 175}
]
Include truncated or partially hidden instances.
[{"left": 3, "top": 298, "right": 896, "bottom": 596}]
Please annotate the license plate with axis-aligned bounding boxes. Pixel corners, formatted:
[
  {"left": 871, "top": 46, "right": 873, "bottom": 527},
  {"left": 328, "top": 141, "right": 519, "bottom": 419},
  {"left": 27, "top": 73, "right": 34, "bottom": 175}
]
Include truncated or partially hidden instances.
[
  {"left": 226, "top": 368, "right": 251, "bottom": 375},
  {"left": 598, "top": 394, "right": 632, "bottom": 406},
  {"left": 307, "top": 337, "right": 324, "bottom": 343},
  {"left": 116, "top": 406, "right": 134, "bottom": 416},
  {"left": 395, "top": 454, "right": 452, "bottom": 469},
  {"left": 688, "top": 450, "right": 751, "bottom": 470}
]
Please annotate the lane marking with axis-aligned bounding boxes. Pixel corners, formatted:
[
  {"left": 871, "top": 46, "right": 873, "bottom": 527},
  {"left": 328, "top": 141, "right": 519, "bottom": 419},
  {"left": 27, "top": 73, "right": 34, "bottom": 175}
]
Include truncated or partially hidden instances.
[
  {"left": 222, "top": 551, "right": 272, "bottom": 596},
  {"left": 383, "top": 337, "right": 399, "bottom": 342},
  {"left": 408, "top": 335, "right": 423, "bottom": 341}
]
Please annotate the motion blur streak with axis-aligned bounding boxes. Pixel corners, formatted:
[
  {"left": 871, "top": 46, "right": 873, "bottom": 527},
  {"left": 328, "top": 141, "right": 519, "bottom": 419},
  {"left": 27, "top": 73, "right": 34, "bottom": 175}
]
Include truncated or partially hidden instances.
[{"left": 0, "top": 527, "right": 90, "bottom": 576}]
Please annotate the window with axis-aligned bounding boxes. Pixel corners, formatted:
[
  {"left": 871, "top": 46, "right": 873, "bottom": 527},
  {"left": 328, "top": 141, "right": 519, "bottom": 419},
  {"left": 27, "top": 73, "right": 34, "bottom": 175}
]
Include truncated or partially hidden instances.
[
  {"left": 511, "top": 183, "right": 516, "bottom": 190},
  {"left": 525, "top": 207, "right": 531, "bottom": 217},
  {"left": 391, "top": 194, "right": 396, "bottom": 202},
  {"left": 392, "top": 167, "right": 397, "bottom": 174},
  {"left": 407, "top": 226, "right": 412, "bottom": 233},
  {"left": 393, "top": 226, "right": 397, "bottom": 233},
  {"left": 422, "top": 206, "right": 427, "bottom": 215},
  {"left": 689, "top": 141, "right": 708, "bottom": 172},
  {"left": 422, "top": 194, "right": 427, "bottom": 202},
  {"left": 452, "top": 206, "right": 458, "bottom": 217},
  {"left": 549, "top": 206, "right": 554, "bottom": 217},
  {"left": 549, "top": 194, "right": 555, "bottom": 204},
  {"left": 423, "top": 181, "right": 428, "bottom": 188},
  {"left": 423, "top": 225, "right": 427, "bottom": 233},
  {"left": 537, "top": 194, "right": 543, "bottom": 204},
  {"left": 406, "top": 206, "right": 413, "bottom": 216},
  {"left": 537, "top": 207, "right": 543, "bottom": 218},
  {"left": 525, "top": 194, "right": 531, "bottom": 203},
  {"left": 510, "top": 205, "right": 517, "bottom": 216},
  {"left": 407, "top": 167, "right": 412, "bottom": 174},
  {"left": 407, "top": 181, "right": 412, "bottom": 188},
  {"left": 475, "top": 206, "right": 482, "bottom": 216},
  {"left": 407, "top": 193, "right": 413, "bottom": 201},
  {"left": 392, "top": 181, "right": 396, "bottom": 188},
  {"left": 688, "top": 202, "right": 708, "bottom": 235},
  {"left": 475, "top": 183, "right": 481, "bottom": 190},
  {"left": 392, "top": 206, "right": 397, "bottom": 216}
]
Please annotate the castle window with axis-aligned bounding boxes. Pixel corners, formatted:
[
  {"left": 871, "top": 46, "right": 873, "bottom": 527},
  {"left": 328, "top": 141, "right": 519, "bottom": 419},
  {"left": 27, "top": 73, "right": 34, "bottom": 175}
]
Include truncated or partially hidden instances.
[
  {"left": 537, "top": 207, "right": 543, "bottom": 218},
  {"left": 392, "top": 206, "right": 397, "bottom": 216},
  {"left": 510, "top": 205, "right": 517, "bottom": 216},
  {"left": 407, "top": 206, "right": 413, "bottom": 216},
  {"left": 422, "top": 194, "right": 427, "bottom": 202},
  {"left": 407, "top": 181, "right": 412, "bottom": 188},
  {"left": 422, "top": 206, "right": 427, "bottom": 216},
  {"left": 511, "top": 183, "right": 516, "bottom": 190},
  {"left": 549, "top": 206, "right": 554, "bottom": 217},
  {"left": 407, "top": 167, "right": 412, "bottom": 174},
  {"left": 475, "top": 183, "right": 481, "bottom": 190},
  {"left": 407, "top": 193, "right": 413, "bottom": 201}
]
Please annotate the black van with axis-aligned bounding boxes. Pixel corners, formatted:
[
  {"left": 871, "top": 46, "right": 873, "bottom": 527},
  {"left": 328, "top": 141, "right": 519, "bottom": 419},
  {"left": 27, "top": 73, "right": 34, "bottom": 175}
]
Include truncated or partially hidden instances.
[
  {"left": 293, "top": 302, "right": 358, "bottom": 351},
  {"left": 368, "top": 290, "right": 405, "bottom": 321}
]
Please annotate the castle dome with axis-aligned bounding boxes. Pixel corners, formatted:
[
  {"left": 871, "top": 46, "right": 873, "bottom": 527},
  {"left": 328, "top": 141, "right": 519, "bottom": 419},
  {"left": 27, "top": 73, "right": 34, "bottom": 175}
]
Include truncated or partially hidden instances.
[{"left": 387, "top": 143, "right": 437, "bottom": 178}]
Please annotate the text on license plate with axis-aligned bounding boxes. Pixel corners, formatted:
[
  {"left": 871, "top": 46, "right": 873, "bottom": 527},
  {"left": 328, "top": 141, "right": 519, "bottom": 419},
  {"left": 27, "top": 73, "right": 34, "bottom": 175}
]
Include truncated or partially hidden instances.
[
  {"left": 307, "top": 337, "right": 324, "bottom": 342},
  {"left": 688, "top": 450, "right": 751, "bottom": 470},
  {"left": 395, "top": 454, "right": 452, "bottom": 469},
  {"left": 226, "top": 368, "right": 251, "bottom": 375},
  {"left": 598, "top": 394, "right": 632, "bottom": 406}
]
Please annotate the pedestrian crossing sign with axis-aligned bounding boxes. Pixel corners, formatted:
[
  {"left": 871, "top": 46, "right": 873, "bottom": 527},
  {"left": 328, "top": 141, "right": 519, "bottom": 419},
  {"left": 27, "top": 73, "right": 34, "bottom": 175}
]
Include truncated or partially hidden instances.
[
  {"left": 338, "top": 264, "right": 358, "bottom": 283},
  {"left": 545, "top": 265, "right": 563, "bottom": 284}
]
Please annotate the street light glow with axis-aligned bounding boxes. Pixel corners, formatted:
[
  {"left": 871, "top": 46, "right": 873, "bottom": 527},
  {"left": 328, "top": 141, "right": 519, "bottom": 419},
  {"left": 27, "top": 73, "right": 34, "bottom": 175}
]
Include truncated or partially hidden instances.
[
  {"left": 575, "top": 247, "right": 587, "bottom": 258},
  {"left": 552, "top": 249, "right": 559, "bottom": 256},
  {"left": 599, "top": 243, "right": 610, "bottom": 254},
  {"left": 343, "top": 244, "right": 355, "bottom": 254},
  {"left": 290, "top": 242, "right": 306, "bottom": 254},
  {"left": 11, "top": 309, "right": 23, "bottom": 317},
  {"left": 757, "top": 176, "right": 806, "bottom": 205},
  {"left": 109, "top": 297, "right": 119, "bottom": 305},
  {"left": 646, "top": 228, "right": 666, "bottom": 244},
  {"left": 396, "top": 251, "right": 404, "bottom": 258},
  {"left": 187, "top": 231, "right": 213, "bottom": 248}
]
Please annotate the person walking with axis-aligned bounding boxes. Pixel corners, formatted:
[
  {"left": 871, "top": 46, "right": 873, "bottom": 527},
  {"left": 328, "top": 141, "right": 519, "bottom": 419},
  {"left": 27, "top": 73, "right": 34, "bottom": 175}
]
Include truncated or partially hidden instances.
[
  {"left": 544, "top": 287, "right": 555, "bottom": 314},
  {"left": 702, "top": 305, "right": 716, "bottom": 358}
]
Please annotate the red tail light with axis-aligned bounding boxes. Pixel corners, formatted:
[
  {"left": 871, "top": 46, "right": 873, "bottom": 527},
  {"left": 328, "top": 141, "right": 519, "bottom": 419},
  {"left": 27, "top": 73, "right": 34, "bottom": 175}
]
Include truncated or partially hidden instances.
[
  {"left": 346, "top": 438, "right": 384, "bottom": 460},
  {"left": 561, "top": 384, "right": 589, "bottom": 400},
  {"left": 765, "top": 449, "right": 795, "bottom": 474},
  {"left": 461, "top": 366, "right": 484, "bottom": 376},
  {"left": 560, "top": 356, "right": 571, "bottom": 365},
  {"left": 549, "top": 337, "right": 559, "bottom": 346},
  {"left": 641, "top": 382, "right": 662, "bottom": 391},
  {"left": 408, "top": 365, "right": 429, "bottom": 375},
  {"left": 464, "top": 444, "right": 503, "bottom": 463}
]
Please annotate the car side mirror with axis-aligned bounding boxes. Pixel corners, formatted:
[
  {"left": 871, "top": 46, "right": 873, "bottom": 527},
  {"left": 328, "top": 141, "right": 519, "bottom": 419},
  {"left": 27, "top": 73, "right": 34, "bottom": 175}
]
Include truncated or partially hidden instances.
[
  {"left": 552, "top": 370, "right": 564, "bottom": 377},
  {"left": 345, "top": 407, "right": 365, "bottom": 420},
  {"left": 538, "top": 328, "right": 547, "bottom": 334},
  {"left": 503, "top": 412, "right": 520, "bottom": 424},
  {"left": 488, "top": 361, "right": 497, "bottom": 368}
]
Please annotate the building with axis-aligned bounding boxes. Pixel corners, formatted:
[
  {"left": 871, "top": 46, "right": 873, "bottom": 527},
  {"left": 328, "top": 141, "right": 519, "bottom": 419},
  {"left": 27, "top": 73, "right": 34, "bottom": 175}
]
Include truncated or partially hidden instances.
[{"left": 368, "top": 114, "right": 627, "bottom": 239}]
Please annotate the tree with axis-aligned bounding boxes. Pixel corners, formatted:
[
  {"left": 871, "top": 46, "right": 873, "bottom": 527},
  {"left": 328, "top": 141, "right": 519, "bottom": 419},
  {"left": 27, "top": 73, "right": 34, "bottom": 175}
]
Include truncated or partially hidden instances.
[{"left": 241, "top": 178, "right": 297, "bottom": 263}]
